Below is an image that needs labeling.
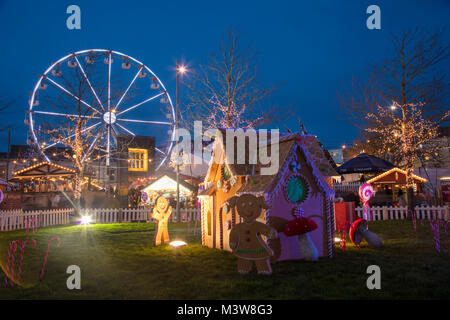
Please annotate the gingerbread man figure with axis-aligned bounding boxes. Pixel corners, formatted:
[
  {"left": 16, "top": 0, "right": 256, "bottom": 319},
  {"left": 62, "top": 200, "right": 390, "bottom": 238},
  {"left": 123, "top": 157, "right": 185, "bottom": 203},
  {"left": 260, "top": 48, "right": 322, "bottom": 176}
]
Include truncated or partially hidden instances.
[
  {"left": 228, "top": 194, "right": 277, "bottom": 275},
  {"left": 152, "top": 196, "right": 172, "bottom": 245}
]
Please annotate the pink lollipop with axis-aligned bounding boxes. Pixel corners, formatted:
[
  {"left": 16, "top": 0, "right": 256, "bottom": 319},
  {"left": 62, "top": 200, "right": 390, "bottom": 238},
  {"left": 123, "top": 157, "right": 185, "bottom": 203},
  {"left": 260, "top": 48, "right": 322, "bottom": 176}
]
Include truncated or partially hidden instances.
[{"left": 359, "top": 183, "right": 374, "bottom": 220}]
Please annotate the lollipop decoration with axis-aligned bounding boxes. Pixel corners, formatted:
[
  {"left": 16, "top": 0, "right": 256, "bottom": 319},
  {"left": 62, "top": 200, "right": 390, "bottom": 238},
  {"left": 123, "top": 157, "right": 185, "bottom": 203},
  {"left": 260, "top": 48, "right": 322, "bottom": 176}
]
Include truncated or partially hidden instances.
[{"left": 359, "top": 183, "right": 374, "bottom": 221}]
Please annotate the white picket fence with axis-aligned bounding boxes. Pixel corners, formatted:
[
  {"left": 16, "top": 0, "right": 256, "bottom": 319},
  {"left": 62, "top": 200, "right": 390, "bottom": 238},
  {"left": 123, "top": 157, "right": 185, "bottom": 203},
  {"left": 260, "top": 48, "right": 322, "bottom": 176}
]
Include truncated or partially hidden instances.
[
  {"left": 333, "top": 182, "right": 362, "bottom": 193},
  {"left": 0, "top": 208, "right": 73, "bottom": 231},
  {"left": 356, "top": 205, "right": 450, "bottom": 221},
  {"left": 80, "top": 207, "right": 201, "bottom": 224}
]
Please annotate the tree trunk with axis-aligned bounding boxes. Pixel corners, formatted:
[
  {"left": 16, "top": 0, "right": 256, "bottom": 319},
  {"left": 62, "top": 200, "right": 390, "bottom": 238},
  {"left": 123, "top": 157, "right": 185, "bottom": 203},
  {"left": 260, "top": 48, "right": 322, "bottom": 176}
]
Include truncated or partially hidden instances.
[{"left": 405, "top": 152, "right": 415, "bottom": 211}]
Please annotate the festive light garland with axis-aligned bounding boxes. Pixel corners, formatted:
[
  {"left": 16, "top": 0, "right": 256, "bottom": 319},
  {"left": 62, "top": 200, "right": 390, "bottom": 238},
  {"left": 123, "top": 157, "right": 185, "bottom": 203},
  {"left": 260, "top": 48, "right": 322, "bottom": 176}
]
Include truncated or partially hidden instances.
[
  {"left": 366, "top": 167, "right": 427, "bottom": 184},
  {"left": 13, "top": 162, "right": 76, "bottom": 175}
]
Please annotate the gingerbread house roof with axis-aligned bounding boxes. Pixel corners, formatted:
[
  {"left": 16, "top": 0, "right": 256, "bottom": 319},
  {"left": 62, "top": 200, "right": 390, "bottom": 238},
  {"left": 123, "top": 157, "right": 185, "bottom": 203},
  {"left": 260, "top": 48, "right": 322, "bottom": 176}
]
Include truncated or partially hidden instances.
[{"left": 203, "top": 130, "right": 336, "bottom": 195}]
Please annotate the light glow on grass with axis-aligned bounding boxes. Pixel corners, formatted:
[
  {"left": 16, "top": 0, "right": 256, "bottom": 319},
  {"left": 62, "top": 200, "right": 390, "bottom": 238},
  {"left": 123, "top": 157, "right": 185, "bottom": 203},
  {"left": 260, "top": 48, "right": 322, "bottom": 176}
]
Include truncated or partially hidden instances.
[
  {"left": 169, "top": 240, "right": 187, "bottom": 248},
  {"left": 80, "top": 215, "right": 92, "bottom": 225},
  {"left": 334, "top": 237, "right": 341, "bottom": 242}
]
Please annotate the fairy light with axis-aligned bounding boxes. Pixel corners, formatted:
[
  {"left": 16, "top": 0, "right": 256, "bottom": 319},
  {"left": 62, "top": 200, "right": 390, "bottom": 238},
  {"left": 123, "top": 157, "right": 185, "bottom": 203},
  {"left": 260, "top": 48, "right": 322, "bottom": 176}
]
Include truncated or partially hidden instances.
[
  {"left": 366, "top": 101, "right": 448, "bottom": 188},
  {"left": 366, "top": 168, "right": 427, "bottom": 184}
]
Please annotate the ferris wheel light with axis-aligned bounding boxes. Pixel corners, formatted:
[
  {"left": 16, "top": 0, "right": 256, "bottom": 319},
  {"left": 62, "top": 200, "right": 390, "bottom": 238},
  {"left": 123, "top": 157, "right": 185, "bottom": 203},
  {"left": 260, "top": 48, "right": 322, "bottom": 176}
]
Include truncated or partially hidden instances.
[
  {"left": 151, "top": 78, "right": 160, "bottom": 89},
  {"left": 177, "top": 65, "right": 187, "bottom": 74},
  {"left": 29, "top": 98, "right": 39, "bottom": 107},
  {"left": 85, "top": 56, "right": 94, "bottom": 64},
  {"left": 138, "top": 70, "right": 147, "bottom": 78},
  {"left": 68, "top": 60, "right": 77, "bottom": 68},
  {"left": 51, "top": 69, "right": 62, "bottom": 77},
  {"left": 160, "top": 96, "right": 169, "bottom": 104}
]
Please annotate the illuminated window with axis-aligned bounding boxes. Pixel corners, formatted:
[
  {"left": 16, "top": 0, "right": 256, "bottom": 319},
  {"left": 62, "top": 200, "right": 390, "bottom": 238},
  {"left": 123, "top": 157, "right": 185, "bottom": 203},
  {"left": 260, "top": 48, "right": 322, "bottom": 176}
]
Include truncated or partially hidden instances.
[{"left": 128, "top": 148, "right": 148, "bottom": 172}]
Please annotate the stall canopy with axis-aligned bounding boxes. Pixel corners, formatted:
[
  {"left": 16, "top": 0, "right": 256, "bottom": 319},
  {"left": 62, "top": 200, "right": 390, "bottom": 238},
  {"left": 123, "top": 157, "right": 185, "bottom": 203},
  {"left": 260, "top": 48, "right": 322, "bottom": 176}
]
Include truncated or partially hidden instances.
[
  {"left": 11, "top": 161, "right": 76, "bottom": 180},
  {"left": 336, "top": 153, "right": 394, "bottom": 174},
  {"left": 367, "top": 168, "right": 428, "bottom": 185},
  {"left": 141, "top": 173, "right": 196, "bottom": 195}
]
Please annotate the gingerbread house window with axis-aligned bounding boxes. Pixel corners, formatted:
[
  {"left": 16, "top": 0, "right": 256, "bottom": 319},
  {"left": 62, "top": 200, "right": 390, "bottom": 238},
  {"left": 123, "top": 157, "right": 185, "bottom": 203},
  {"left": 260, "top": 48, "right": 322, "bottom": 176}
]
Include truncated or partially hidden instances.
[{"left": 284, "top": 174, "right": 309, "bottom": 204}]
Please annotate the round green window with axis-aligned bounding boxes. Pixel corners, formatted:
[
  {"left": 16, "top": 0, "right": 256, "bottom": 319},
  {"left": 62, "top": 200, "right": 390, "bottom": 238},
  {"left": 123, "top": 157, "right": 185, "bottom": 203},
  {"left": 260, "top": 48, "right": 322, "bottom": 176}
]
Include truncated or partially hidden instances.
[{"left": 285, "top": 175, "right": 309, "bottom": 203}]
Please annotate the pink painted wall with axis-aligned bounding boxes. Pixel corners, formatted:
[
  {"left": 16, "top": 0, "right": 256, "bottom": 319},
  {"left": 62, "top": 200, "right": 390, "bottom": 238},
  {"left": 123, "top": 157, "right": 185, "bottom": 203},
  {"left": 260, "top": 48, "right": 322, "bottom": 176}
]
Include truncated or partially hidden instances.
[{"left": 270, "top": 193, "right": 325, "bottom": 261}]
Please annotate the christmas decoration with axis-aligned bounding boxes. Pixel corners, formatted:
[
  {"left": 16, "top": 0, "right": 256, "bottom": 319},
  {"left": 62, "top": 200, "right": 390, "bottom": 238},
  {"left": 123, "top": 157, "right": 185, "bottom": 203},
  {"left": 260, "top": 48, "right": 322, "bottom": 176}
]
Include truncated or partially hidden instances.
[
  {"left": 151, "top": 196, "right": 173, "bottom": 246},
  {"left": 358, "top": 183, "right": 374, "bottom": 220},
  {"left": 228, "top": 194, "right": 277, "bottom": 275}
]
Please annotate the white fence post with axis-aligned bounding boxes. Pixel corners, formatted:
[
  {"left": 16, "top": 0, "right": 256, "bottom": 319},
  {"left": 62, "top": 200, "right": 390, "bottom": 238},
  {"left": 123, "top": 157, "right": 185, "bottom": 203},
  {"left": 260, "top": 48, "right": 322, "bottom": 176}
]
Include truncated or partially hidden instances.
[{"left": 352, "top": 205, "right": 449, "bottom": 222}]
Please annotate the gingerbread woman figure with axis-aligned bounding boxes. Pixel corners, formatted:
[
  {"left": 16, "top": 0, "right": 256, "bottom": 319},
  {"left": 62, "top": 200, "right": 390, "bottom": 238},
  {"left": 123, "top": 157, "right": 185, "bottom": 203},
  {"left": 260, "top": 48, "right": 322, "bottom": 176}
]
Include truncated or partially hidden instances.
[
  {"left": 152, "top": 196, "right": 172, "bottom": 246},
  {"left": 228, "top": 194, "right": 277, "bottom": 275}
]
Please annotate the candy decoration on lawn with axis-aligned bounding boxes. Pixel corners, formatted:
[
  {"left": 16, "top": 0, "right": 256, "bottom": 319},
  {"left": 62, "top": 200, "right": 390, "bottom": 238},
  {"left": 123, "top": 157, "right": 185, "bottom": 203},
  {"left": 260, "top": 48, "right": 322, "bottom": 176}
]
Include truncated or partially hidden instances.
[
  {"left": 358, "top": 183, "right": 374, "bottom": 221},
  {"left": 18, "top": 239, "right": 36, "bottom": 281},
  {"left": 4, "top": 240, "right": 22, "bottom": 287},
  {"left": 336, "top": 221, "right": 351, "bottom": 251},
  {"left": 349, "top": 218, "right": 382, "bottom": 248},
  {"left": 429, "top": 220, "right": 441, "bottom": 253},
  {"left": 444, "top": 221, "right": 449, "bottom": 253},
  {"left": 410, "top": 210, "right": 417, "bottom": 231},
  {"left": 26, "top": 216, "right": 39, "bottom": 236},
  {"left": 40, "top": 237, "right": 61, "bottom": 280}
]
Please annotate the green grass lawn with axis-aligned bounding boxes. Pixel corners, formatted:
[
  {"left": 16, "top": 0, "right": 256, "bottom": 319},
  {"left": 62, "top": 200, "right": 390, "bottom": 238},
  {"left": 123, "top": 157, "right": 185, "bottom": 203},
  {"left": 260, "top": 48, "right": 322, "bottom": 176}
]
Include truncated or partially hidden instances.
[{"left": 0, "top": 219, "right": 449, "bottom": 299}]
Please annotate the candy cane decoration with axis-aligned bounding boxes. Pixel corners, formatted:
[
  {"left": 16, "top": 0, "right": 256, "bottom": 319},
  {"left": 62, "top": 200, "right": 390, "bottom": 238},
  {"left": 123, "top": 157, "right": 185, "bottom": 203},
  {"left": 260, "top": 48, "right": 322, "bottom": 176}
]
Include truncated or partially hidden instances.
[
  {"left": 429, "top": 220, "right": 441, "bottom": 253},
  {"left": 40, "top": 237, "right": 61, "bottom": 280},
  {"left": 410, "top": 210, "right": 417, "bottom": 231},
  {"left": 359, "top": 184, "right": 374, "bottom": 221},
  {"left": 445, "top": 221, "right": 449, "bottom": 253},
  {"left": 18, "top": 239, "right": 37, "bottom": 281},
  {"left": 9, "top": 240, "right": 21, "bottom": 285},
  {"left": 4, "top": 240, "right": 22, "bottom": 287},
  {"left": 4, "top": 241, "right": 14, "bottom": 287},
  {"left": 26, "top": 217, "right": 30, "bottom": 236}
]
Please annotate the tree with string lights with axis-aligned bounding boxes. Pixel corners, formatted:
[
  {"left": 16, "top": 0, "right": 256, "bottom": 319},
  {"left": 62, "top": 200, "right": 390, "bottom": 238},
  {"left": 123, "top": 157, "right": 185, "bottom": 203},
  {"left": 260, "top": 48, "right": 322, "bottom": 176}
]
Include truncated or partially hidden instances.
[
  {"left": 185, "top": 30, "right": 283, "bottom": 129},
  {"left": 340, "top": 28, "right": 449, "bottom": 208}
]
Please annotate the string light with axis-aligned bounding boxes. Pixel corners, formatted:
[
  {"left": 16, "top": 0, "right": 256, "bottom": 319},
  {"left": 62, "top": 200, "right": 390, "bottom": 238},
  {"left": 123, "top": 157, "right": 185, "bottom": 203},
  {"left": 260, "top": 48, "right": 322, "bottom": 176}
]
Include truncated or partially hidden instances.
[
  {"left": 366, "top": 167, "right": 427, "bottom": 184},
  {"left": 14, "top": 161, "right": 76, "bottom": 175}
]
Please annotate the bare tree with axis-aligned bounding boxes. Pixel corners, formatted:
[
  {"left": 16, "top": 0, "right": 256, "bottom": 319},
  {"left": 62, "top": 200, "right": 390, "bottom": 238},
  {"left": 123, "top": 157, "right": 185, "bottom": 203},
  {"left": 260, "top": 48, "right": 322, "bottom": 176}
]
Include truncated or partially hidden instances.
[
  {"left": 340, "top": 29, "right": 449, "bottom": 208},
  {"left": 185, "top": 30, "right": 283, "bottom": 129},
  {"left": 38, "top": 57, "right": 135, "bottom": 203}
]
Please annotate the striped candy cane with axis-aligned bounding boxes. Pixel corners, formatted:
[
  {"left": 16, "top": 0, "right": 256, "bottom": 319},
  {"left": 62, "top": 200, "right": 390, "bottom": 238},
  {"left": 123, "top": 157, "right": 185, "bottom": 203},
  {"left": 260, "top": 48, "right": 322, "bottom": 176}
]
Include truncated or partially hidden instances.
[
  {"left": 40, "top": 237, "right": 60, "bottom": 280},
  {"left": 4, "top": 241, "right": 13, "bottom": 287},
  {"left": 445, "top": 221, "right": 449, "bottom": 253},
  {"left": 9, "top": 240, "right": 22, "bottom": 285},
  {"left": 4, "top": 240, "right": 22, "bottom": 287},
  {"left": 26, "top": 217, "right": 30, "bottom": 236},
  {"left": 429, "top": 220, "right": 440, "bottom": 253},
  {"left": 18, "top": 239, "right": 37, "bottom": 281}
]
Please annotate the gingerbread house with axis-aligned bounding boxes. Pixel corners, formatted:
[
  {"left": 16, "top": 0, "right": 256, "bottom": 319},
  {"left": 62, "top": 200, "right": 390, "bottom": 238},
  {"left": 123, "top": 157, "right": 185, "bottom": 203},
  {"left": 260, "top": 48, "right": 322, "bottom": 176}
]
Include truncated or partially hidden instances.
[{"left": 198, "top": 131, "right": 337, "bottom": 261}]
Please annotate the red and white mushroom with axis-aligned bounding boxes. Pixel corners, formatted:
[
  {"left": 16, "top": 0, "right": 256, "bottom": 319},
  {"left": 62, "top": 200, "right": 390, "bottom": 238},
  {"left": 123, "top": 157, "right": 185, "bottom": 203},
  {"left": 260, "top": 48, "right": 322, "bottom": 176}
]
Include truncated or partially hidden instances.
[
  {"left": 349, "top": 218, "right": 383, "bottom": 248},
  {"left": 283, "top": 217, "right": 319, "bottom": 261}
]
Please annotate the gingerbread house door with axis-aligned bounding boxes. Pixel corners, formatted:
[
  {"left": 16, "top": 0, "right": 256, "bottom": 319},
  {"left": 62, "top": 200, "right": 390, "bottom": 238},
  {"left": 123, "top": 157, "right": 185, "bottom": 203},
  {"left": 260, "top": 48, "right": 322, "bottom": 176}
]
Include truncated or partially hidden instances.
[{"left": 202, "top": 195, "right": 216, "bottom": 248}]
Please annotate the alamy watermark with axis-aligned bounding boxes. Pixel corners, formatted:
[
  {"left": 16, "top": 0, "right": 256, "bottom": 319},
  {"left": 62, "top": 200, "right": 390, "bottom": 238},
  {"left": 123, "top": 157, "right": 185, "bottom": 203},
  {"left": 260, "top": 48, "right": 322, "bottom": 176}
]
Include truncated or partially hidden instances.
[
  {"left": 172, "top": 121, "right": 280, "bottom": 175},
  {"left": 366, "top": 265, "right": 381, "bottom": 289},
  {"left": 66, "top": 5, "right": 81, "bottom": 30}
]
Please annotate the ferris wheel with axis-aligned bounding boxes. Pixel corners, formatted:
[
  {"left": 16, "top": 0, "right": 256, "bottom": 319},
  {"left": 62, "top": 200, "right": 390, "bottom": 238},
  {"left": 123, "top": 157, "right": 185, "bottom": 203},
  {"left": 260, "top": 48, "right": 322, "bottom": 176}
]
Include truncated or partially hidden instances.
[{"left": 27, "top": 49, "right": 176, "bottom": 170}]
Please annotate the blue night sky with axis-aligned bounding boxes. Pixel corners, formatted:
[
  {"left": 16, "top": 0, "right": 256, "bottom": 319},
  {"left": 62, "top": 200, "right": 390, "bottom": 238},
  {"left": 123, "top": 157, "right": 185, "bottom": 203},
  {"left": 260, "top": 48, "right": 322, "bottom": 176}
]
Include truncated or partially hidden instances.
[{"left": 0, "top": 0, "right": 449, "bottom": 150}]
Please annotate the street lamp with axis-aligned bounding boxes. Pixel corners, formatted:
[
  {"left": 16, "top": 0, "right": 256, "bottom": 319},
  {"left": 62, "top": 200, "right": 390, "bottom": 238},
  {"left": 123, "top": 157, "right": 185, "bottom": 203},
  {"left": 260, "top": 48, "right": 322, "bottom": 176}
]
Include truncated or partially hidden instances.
[{"left": 176, "top": 61, "right": 187, "bottom": 222}]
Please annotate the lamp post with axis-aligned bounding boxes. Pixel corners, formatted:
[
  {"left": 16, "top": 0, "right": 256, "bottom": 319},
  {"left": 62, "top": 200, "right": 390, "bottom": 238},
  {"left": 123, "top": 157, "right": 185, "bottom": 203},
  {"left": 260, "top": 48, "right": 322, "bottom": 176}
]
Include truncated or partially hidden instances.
[{"left": 175, "top": 62, "right": 186, "bottom": 222}]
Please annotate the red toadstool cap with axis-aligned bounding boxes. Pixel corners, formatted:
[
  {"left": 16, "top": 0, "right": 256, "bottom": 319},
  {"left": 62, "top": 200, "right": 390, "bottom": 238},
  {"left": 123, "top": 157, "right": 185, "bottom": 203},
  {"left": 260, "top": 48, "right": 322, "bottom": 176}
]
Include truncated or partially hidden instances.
[
  {"left": 349, "top": 218, "right": 367, "bottom": 245},
  {"left": 283, "top": 217, "right": 318, "bottom": 237}
]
